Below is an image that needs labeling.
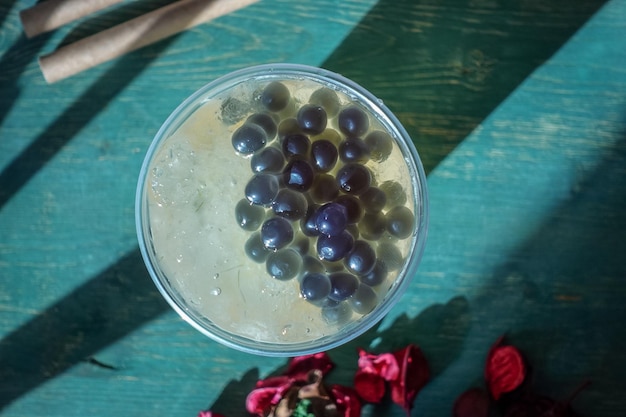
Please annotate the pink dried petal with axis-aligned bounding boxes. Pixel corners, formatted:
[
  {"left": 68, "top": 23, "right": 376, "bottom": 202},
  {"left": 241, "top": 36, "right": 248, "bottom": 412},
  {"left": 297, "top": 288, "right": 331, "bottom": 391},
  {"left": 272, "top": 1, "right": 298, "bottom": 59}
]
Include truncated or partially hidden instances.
[
  {"left": 485, "top": 339, "right": 526, "bottom": 400},
  {"left": 246, "top": 382, "right": 294, "bottom": 416},
  {"left": 255, "top": 375, "right": 292, "bottom": 389},
  {"left": 197, "top": 412, "right": 227, "bottom": 417},
  {"left": 453, "top": 388, "right": 491, "bottom": 417},
  {"left": 286, "top": 352, "right": 334, "bottom": 380},
  {"left": 390, "top": 344, "right": 430, "bottom": 416},
  {"left": 356, "top": 348, "right": 400, "bottom": 381},
  {"left": 354, "top": 370, "right": 386, "bottom": 403},
  {"left": 330, "top": 384, "right": 362, "bottom": 417}
]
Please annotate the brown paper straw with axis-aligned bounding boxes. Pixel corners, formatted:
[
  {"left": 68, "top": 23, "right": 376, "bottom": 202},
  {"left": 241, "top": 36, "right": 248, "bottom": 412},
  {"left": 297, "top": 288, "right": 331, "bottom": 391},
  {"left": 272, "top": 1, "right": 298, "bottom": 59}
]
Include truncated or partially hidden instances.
[
  {"left": 38, "top": 0, "right": 260, "bottom": 83},
  {"left": 20, "top": 0, "right": 125, "bottom": 38}
]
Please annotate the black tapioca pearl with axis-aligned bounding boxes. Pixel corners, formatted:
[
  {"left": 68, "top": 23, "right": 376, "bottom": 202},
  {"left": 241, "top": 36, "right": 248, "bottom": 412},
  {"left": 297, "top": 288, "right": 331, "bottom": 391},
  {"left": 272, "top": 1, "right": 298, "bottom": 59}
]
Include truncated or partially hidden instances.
[
  {"left": 245, "top": 173, "right": 279, "bottom": 206},
  {"left": 260, "top": 217, "right": 294, "bottom": 250},
  {"left": 235, "top": 198, "right": 266, "bottom": 231},
  {"left": 297, "top": 104, "right": 327, "bottom": 135},
  {"left": 261, "top": 81, "right": 290, "bottom": 112},
  {"left": 336, "top": 163, "right": 371, "bottom": 195},
  {"left": 386, "top": 206, "right": 415, "bottom": 239},
  {"left": 232, "top": 123, "right": 267, "bottom": 155},
  {"left": 364, "top": 130, "right": 393, "bottom": 162},
  {"left": 338, "top": 137, "right": 370, "bottom": 164},
  {"left": 338, "top": 105, "right": 369, "bottom": 137}
]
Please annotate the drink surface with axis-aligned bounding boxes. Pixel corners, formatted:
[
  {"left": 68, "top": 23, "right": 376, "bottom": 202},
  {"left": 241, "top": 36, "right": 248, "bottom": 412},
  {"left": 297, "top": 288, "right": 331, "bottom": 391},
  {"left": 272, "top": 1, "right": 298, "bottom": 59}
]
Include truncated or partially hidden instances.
[{"left": 144, "top": 75, "right": 417, "bottom": 346}]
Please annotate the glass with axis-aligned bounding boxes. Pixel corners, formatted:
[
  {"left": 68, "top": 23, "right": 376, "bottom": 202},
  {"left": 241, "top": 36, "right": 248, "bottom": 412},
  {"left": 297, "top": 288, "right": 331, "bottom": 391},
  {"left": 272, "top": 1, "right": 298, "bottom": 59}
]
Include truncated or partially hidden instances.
[{"left": 136, "top": 64, "right": 428, "bottom": 356}]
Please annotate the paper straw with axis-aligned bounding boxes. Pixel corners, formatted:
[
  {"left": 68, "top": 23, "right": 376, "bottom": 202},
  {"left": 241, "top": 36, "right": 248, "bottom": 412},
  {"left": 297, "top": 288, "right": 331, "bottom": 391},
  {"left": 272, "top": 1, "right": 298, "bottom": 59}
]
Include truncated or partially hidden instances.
[
  {"left": 20, "top": 0, "right": 125, "bottom": 38},
  {"left": 38, "top": 0, "right": 260, "bottom": 83}
]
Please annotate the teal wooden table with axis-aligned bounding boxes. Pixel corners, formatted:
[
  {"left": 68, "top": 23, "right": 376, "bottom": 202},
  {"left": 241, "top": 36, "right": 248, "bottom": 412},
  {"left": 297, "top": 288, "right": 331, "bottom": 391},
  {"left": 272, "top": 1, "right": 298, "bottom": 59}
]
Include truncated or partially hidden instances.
[{"left": 1, "top": 0, "right": 625, "bottom": 416}]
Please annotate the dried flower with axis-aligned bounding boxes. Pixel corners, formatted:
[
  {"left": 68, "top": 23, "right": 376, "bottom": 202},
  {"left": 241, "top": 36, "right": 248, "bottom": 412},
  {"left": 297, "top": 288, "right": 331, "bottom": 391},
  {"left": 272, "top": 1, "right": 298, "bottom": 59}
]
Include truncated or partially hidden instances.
[
  {"left": 484, "top": 337, "right": 526, "bottom": 400},
  {"left": 354, "top": 344, "right": 430, "bottom": 415},
  {"left": 245, "top": 352, "right": 360, "bottom": 417}
]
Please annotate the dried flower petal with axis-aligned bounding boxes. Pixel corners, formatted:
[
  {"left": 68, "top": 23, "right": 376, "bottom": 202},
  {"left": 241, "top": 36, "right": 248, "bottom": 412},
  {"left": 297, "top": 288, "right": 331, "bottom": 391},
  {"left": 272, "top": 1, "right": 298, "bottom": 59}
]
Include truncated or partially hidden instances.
[
  {"left": 197, "top": 412, "right": 227, "bottom": 417},
  {"left": 357, "top": 348, "right": 400, "bottom": 381},
  {"left": 287, "top": 352, "right": 334, "bottom": 380},
  {"left": 485, "top": 338, "right": 526, "bottom": 400},
  {"left": 453, "top": 387, "right": 491, "bottom": 417},
  {"left": 354, "top": 370, "right": 386, "bottom": 403},
  {"left": 390, "top": 344, "right": 430, "bottom": 416},
  {"left": 330, "top": 384, "right": 362, "bottom": 417},
  {"left": 246, "top": 381, "right": 294, "bottom": 416}
]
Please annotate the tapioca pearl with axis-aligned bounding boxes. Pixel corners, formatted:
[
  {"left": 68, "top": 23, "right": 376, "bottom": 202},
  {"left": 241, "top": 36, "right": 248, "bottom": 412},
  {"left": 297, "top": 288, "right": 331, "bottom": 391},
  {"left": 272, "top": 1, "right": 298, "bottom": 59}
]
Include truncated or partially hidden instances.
[
  {"left": 250, "top": 146, "right": 285, "bottom": 174},
  {"left": 235, "top": 198, "right": 266, "bottom": 231},
  {"left": 328, "top": 272, "right": 359, "bottom": 301},
  {"left": 246, "top": 112, "right": 278, "bottom": 140},
  {"left": 297, "top": 104, "right": 327, "bottom": 135},
  {"left": 245, "top": 232, "right": 271, "bottom": 263},
  {"left": 360, "top": 260, "right": 388, "bottom": 287},
  {"left": 278, "top": 118, "right": 302, "bottom": 143},
  {"left": 348, "top": 284, "right": 378, "bottom": 315},
  {"left": 300, "top": 203, "right": 321, "bottom": 237},
  {"left": 358, "top": 212, "right": 386, "bottom": 241},
  {"left": 266, "top": 248, "right": 303, "bottom": 281},
  {"left": 311, "top": 128, "right": 342, "bottom": 146},
  {"left": 338, "top": 106, "right": 369, "bottom": 137},
  {"left": 261, "top": 217, "right": 294, "bottom": 251},
  {"left": 271, "top": 188, "right": 308, "bottom": 220},
  {"left": 310, "top": 139, "right": 339, "bottom": 173},
  {"left": 300, "top": 272, "right": 331, "bottom": 301},
  {"left": 359, "top": 186, "right": 387, "bottom": 213},
  {"left": 231, "top": 123, "right": 267, "bottom": 155},
  {"left": 364, "top": 130, "right": 393, "bottom": 162},
  {"left": 245, "top": 173, "right": 279, "bottom": 206},
  {"left": 335, "top": 194, "right": 364, "bottom": 224},
  {"left": 379, "top": 180, "right": 407, "bottom": 209},
  {"left": 344, "top": 240, "right": 376, "bottom": 276},
  {"left": 321, "top": 301, "right": 352, "bottom": 325},
  {"left": 301, "top": 255, "right": 325, "bottom": 277},
  {"left": 317, "top": 230, "right": 354, "bottom": 262},
  {"left": 336, "top": 163, "right": 371, "bottom": 195},
  {"left": 261, "top": 81, "right": 290, "bottom": 112},
  {"left": 376, "top": 241, "right": 404, "bottom": 271},
  {"left": 283, "top": 159, "right": 315, "bottom": 192},
  {"left": 282, "top": 133, "right": 311, "bottom": 159},
  {"left": 338, "top": 137, "right": 370, "bottom": 164},
  {"left": 290, "top": 232, "right": 311, "bottom": 256},
  {"left": 345, "top": 223, "right": 360, "bottom": 240},
  {"left": 310, "top": 174, "right": 340, "bottom": 204},
  {"left": 386, "top": 206, "right": 415, "bottom": 239},
  {"left": 315, "top": 202, "right": 348, "bottom": 237},
  {"left": 309, "top": 87, "right": 340, "bottom": 117}
]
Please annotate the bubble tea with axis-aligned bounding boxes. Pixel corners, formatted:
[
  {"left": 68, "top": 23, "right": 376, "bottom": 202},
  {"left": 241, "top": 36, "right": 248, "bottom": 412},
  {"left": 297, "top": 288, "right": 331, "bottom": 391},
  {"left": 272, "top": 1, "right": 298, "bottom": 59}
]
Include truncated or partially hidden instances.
[{"left": 136, "top": 64, "right": 428, "bottom": 356}]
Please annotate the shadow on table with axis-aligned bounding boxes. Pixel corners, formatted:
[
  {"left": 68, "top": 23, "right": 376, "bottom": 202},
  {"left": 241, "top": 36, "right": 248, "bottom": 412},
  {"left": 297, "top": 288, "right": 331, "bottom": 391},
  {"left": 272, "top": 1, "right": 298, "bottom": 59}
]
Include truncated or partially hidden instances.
[
  {"left": 470, "top": 133, "right": 626, "bottom": 415},
  {"left": 0, "top": 0, "right": 174, "bottom": 210},
  {"left": 0, "top": 249, "right": 169, "bottom": 408},
  {"left": 321, "top": 0, "right": 607, "bottom": 174}
]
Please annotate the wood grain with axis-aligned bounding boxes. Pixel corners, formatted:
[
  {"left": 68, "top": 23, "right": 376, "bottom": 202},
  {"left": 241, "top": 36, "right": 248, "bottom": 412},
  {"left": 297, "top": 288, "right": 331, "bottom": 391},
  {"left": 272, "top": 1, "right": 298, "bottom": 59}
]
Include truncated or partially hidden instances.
[{"left": 1, "top": 0, "right": 625, "bottom": 416}]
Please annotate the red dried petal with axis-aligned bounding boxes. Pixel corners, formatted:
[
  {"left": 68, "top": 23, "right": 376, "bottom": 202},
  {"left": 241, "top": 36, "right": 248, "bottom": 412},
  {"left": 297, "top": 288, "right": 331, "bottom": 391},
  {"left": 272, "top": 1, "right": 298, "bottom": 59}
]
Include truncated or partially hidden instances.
[
  {"left": 354, "top": 370, "right": 386, "bottom": 403},
  {"left": 357, "top": 348, "right": 400, "bottom": 381},
  {"left": 330, "top": 384, "right": 362, "bottom": 417},
  {"left": 245, "top": 382, "right": 293, "bottom": 416},
  {"left": 197, "top": 412, "right": 227, "bottom": 417},
  {"left": 485, "top": 341, "right": 526, "bottom": 400},
  {"left": 390, "top": 344, "right": 430, "bottom": 415},
  {"left": 286, "top": 352, "right": 334, "bottom": 380},
  {"left": 453, "top": 388, "right": 491, "bottom": 417}
]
